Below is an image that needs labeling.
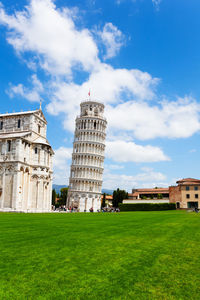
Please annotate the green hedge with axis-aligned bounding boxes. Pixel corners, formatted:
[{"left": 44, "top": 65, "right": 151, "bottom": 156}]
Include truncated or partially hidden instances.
[{"left": 119, "top": 203, "right": 176, "bottom": 211}]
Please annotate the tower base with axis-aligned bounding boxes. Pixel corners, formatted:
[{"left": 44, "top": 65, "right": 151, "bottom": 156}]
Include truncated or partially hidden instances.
[{"left": 67, "top": 191, "right": 101, "bottom": 212}]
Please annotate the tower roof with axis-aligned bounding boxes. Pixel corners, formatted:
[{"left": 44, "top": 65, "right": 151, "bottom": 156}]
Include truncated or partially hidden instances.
[{"left": 80, "top": 100, "right": 104, "bottom": 108}]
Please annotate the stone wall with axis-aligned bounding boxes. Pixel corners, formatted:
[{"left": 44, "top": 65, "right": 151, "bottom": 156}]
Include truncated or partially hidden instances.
[{"left": 169, "top": 185, "right": 181, "bottom": 204}]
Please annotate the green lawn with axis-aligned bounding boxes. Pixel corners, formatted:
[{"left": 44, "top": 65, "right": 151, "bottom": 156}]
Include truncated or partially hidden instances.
[{"left": 0, "top": 211, "right": 200, "bottom": 299}]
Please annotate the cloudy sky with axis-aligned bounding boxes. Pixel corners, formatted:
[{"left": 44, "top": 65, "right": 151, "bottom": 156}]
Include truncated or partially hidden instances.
[{"left": 0, "top": 0, "right": 200, "bottom": 191}]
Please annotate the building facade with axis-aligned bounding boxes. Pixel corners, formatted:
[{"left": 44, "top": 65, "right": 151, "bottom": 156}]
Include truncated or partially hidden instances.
[
  {"left": 128, "top": 188, "right": 169, "bottom": 200},
  {"left": 169, "top": 178, "right": 200, "bottom": 209},
  {"left": 122, "top": 188, "right": 169, "bottom": 204},
  {"left": 67, "top": 100, "right": 107, "bottom": 212},
  {"left": 0, "top": 108, "right": 54, "bottom": 212}
]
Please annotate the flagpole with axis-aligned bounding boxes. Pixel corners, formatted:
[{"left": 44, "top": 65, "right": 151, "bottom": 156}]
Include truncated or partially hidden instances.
[{"left": 88, "top": 89, "right": 91, "bottom": 100}]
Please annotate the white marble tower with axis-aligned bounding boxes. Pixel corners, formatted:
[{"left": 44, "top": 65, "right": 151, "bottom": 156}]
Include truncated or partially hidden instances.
[{"left": 67, "top": 100, "right": 107, "bottom": 212}]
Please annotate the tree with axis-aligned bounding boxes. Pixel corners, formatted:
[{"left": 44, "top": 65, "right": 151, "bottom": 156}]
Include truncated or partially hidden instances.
[
  {"left": 157, "top": 193, "right": 163, "bottom": 199},
  {"left": 52, "top": 189, "right": 56, "bottom": 206},
  {"left": 59, "top": 187, "right": 68, "bottom": 206},
  {"left": 112, "top": 188, "right": 128, "bottom": 208},
  {"left": 101, "top": 193, "right": 106, "bottom": 208}
]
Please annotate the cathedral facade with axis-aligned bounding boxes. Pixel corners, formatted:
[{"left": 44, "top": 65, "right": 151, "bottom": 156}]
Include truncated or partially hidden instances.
[
  {"left": 0, "top": 108, "right": 54, "bottom": 212},
  {"left": 67, "top": 100, "right": 107, "bottom": 212}
]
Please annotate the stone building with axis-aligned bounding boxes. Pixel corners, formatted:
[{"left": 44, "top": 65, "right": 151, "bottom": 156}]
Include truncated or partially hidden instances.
[
  {"left": 67, "top": 100, "right": 107, "bottom": 212},
  {"left": 169, "top": 178, "right": 200, "bottom": 209},
  {"left": 0, "top": 108, "right": 54, "bottom": 212}
]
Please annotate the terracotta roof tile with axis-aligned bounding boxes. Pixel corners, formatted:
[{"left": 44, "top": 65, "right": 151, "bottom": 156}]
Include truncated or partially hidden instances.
[
  {"left": 129, "top": 188, "right": 169, "bottom": 196},
  {"left": 176, "top": 178, "right": 200, "bottom": 184}
]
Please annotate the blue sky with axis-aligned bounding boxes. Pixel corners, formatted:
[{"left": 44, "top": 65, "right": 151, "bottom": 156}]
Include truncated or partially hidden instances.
[{"left": 0, "top": 0, "right": 200, "bottom": 191}]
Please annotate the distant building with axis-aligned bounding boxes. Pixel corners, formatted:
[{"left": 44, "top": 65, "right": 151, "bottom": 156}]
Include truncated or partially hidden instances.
[
  {"left": 0, "top": 108, "right": 54, "bottom": 212},
  {"left": 169, "top": 178, "right": 200, "bottom": 209},
  {"left": 129, "top": 188, "right": 169, "bottom": 200},
  {"left": 122, "top": 179, "right": 200, "bottom": 209},
  {"left": 101, "top": 194, "right": 113, "bottom": 207},
  {"left": 123, "top": 188, "right": 170, "bottom": 204}
]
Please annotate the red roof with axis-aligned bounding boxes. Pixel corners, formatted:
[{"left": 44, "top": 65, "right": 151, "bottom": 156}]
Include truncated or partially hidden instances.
[
  {"left": 129, "top": 188, "right": 169, "bottom": 197},
  {"left": 101, "top": 195, "right": 113, "bottom": 200},
  {"left": 176, "top": 178, "right": 200, "bottom": 185}
]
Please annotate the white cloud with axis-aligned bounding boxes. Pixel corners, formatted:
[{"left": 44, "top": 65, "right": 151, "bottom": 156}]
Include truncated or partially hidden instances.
[
  {"left": 106, "top": 140, "right": 169, "bottom": 162},
  {"left": 46, "top": 64, "right": 158, "bottom": 131},
  {"left": 152, "top": 0, "right": 162, "bottom": 10},
  {"left": 189, "top": 149, "right": 197, "bottom": 153},
  {"left": 53, "top": 146, "right": 72, "bottom": 184},
  {"left": 0, "top": 0, "right": 158, "bottom": 134},
  {"left": 106, "top": 97, "right": 200, "bottom": 140},
  {"left": 7, "top": 74, "right": 43, "bottom": 102},
  {"left": 0, "top": 0, "right": 100, "bottom": 76},
  {"left": 105, "top": 164, "right": 124, "bottom": 170},
  {"left": 99, "top": 22, "right": 125, "bottom": 59},
  {"left": 103, "top": 167, "right": 167, "bottom": 191}
]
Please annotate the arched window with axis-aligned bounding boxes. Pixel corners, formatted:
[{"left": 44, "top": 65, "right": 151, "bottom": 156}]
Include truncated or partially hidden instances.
[
  {"left": 94, "top": 121, "right": 96, "bottom": 129},
  {"left": 18, "top": 119, "right": 21, "bottom": 128},
  {"left": 7, "top": 140, "right": 11, "bottom": 152}
]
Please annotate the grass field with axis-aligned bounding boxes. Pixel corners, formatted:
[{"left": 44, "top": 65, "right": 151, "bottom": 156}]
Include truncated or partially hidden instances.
[{"left": 0, "top": 211, "right": 200, "bottom": 299}]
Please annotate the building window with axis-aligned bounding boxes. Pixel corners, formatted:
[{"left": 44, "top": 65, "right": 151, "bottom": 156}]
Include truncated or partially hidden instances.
[
  {"left": 38, "top": 149, "right": 40, "bottom": 163},
  {"left": 186, "top": 194, "right": 190, "bottom": 199},
  {"left": 195, "top": 194, "right": 199, "bottom": 199},
  {"left": 38, "top": 125, "right": 41, "bottom": 134},
  {"left": 186, "top": 186, "right": 190, "bottom": 191},
  {"left": 18, "top": 119, "right": 21, "bottom": 128},
  {"left": 35, "top": 147, "right": 38, "bottom": 154},
  {"left": 0, "top": 121, "right": 3, "bottom": 130},
  {"left": 194, "top": 186, "right": 198, "bottom": 191},
  {"left": 94, "top": 121, "right": 96, "bottom": 129},
  {"left": 7, "top": 140, "right": 11, "bottom": 152}
]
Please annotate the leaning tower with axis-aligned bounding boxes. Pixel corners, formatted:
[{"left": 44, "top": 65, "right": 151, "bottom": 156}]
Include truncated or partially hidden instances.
[{"left": 67, "top": 100, "right": 107, "bottom": 212}]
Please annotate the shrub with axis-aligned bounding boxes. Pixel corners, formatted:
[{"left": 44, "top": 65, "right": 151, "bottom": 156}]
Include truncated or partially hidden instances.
[
  {"left": 157, "top": 193, "right": 163, "bottom": 199},
  {"left": 119, "top": 203, "right": 176, "bottom": 211}
]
